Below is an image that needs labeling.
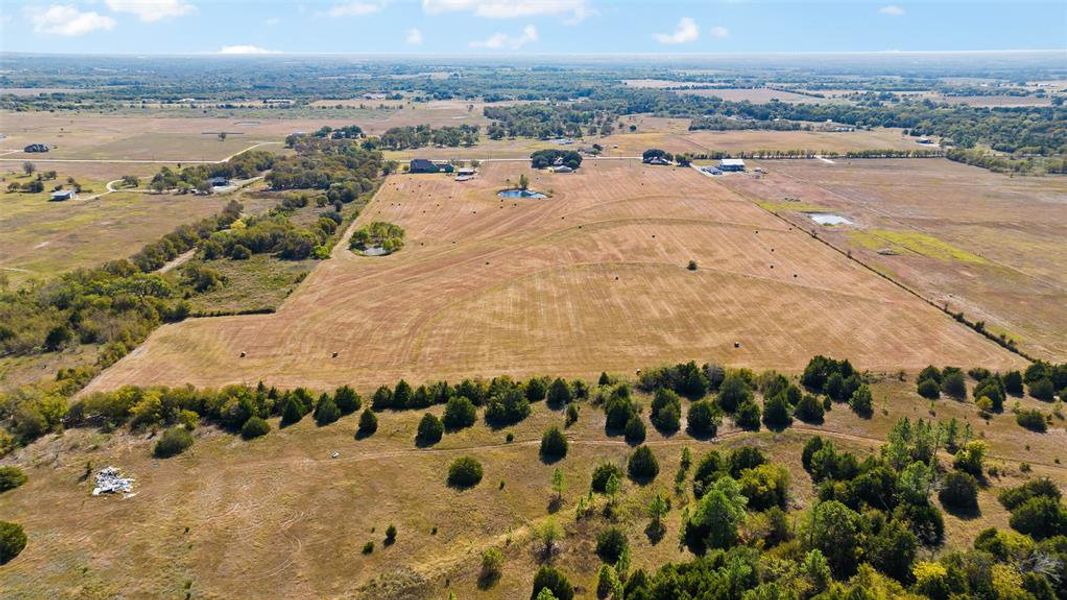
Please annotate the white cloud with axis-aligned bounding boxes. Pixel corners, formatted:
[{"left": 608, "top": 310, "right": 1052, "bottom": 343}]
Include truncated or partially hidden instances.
[
  {"left": 105, "top": 0, "right": 197, "bottom": 22},
  {"left": 327, "top": 1, "right": 386, "bottom": 17},
  {"left": 469, "top": 24, "right": 538, "bottom": 49},
  {"left": 406, "top": 27, "right": 423, "bottom": 45},
  {"left": 218, "top": 45, "right": 280, "bottom": 55},
  {"left": 654, "top": 17, "right": 699, "bottom": 45},
  {"left": 28, "top": 5, "right": 116, "bottom": 36},
  {"left": 424, "top": 0, "right": 591, "bottom": 23},
  {"left": 709, "top": 25, "right": 729, "bottom": 39},
  {"left": 879, "top": 5, "right": 905, "bottom": 16}
]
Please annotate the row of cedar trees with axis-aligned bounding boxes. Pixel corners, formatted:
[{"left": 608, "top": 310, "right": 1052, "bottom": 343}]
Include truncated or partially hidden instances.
[{"left": 14, "top": 355, "right": 1067, "bottom": 599}]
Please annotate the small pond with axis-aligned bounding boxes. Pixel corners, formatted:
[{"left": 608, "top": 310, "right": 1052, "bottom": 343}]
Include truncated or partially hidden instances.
[
  {"left": 808, "top": 212, "right": 853, "bottom": 226},
  {"left": 498, "top": 189, "right": 547, "bottom": 199}
]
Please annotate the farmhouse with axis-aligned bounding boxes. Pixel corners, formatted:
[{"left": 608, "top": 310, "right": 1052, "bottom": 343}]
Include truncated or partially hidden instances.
[
  {"left": 551, "top": 165, "right": 574, "bottom": 173},
  {"left": 409, "top": 158, "right": 439, "bottom": 173},
  {"left": 719, "top": 158, "right": 746, "bottom": 172},
  {"left": 208, "top": 176, "right": 232, "bottom": 188},
  {"left": 24, "top": 143, "right": 49, "bottom": 153},
  {"left": 50, "top": 189, "right": 75, "bottom": 201},
  {"left": 646, "top": 156, "right": 672, "bottom": 166}
]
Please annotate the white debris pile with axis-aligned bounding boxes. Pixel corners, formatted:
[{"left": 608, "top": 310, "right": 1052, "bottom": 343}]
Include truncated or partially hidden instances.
[{"left": 92, "top": 466, "right": 134, "bottom": 496}]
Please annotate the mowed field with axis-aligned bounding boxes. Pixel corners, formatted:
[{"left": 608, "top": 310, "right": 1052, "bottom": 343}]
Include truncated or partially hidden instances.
[
  {"left": 719, "top": 159, "right": 1067, "bottom": 361},
  {"left": 0, "top": 172, "right": 246, "bottom": 283},
  {"left": 84, "top": 160, "right": 1021, "bottom": 394},
  {"left": 384, "top": 116, "right": 928, "bottom": 161},
  {"left": 3, "top": 374, "right": 1066, "bottom": 599}
]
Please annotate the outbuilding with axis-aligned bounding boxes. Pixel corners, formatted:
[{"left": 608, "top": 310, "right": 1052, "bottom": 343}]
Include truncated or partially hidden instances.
[
  {"left": 24, "top": 143, "right": 49, "bottom": 153},
  {"left": 409, "top": 158, "right": 439, "bottom": 174},
  {"left": 719, "top": 158, "right": 746, "bottom": 172},
  {"left": 50, "top": 189, "right": 75, "bottom": 201}
]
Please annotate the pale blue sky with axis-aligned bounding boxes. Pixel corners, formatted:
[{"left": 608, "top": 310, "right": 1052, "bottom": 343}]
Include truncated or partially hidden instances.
[{"left": 0, "top": 1, "right": 1064, "bottom": 55}]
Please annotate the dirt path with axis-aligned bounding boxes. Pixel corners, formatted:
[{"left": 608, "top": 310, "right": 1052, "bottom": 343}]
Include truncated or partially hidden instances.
[{"left": 157, "top": 249, "right": 196, "bottom": 274}]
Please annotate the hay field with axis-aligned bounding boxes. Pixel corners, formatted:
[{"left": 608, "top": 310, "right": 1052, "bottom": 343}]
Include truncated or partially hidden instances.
[
  {"left": 2, "top": 375, "right": 1065, "bottom": 599},
  {"left": 85, "top": 160, "right": 1019, "bottom": 393},
  {"left": 719, "top": 159, "right": 1067, "bottom": 361}
]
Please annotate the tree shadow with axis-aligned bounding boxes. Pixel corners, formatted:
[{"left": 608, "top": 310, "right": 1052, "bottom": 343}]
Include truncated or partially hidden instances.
[
  {"left": 686, "top": 427, "right": 718, "bottom": 441},
  {"left": 645, "top": 521, "right": 666, "bottom": 545},
  {"left": 540, "top": 451, "right": 565, "bottom": 465},
  {"left": 940, "top": 500, "right": 982, "bottom": 520},
  {"left": 547, "top": 496, "right": 564, "bottom": 514},
  {"left": 355, "top": 427, "right": 376, "bottom": 440},
  {"left": 477, "top": 571, "right": 500, "bottom": 591}
]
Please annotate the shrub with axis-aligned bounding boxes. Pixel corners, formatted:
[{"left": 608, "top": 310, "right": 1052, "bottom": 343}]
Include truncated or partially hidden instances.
[
  {"left": 546, "top": 377, "right": 573, "bottom": 408},
  {"left": 442, "top": 396, "right": 477, "bottom": 430},
  {"left": 849, "top": 385, "right": 874, "bottom": 418},
  {"left": 240, "top": 416, "right": 270, "bottom": 440},
  {"left": 481, "top": 547, "right": 504, "bottom": 584},
  {"left": 385, "top": 524, "right": 397, "bottom": 545},
  {"left": 525, "top": 377, "right": 548, "bottom": 402},
  {"left": 794, "top": 393, "right": 825, "bottom": 424},
  {"left": 1009, "top": 496, "right": 1067, "bottom": 540},
  {"left": 565, "top": 403, "right": 579, "bottom": 427},
  {"left": 1017, "top": 409, "right": 1048, "bottom": 433},
  {"left": 941, "top": 371, "right": 967, "bottom": 400},
  {"left": 0, "top": 521, "right": 27, "bottom": 565},
  {"left": 153, "top": 426, "right": 194, "bottom": 458},
  {"left": 333, "top": 385, "right": 361, "bottom": 414},
  {"left": 313, "top": 394, "right": 341, "bottom": 426},
  {"left": 762, "top": 393, "right": 792, "bottom": 430},
  {"left": 1030, "top": 378, "right": 1056, "bottom": 402},
  {"left": 0, "top": 466, "right": 27, "bottom": 493},
  {"left": 280, "top": 397, "right": 305, "bottom": 427},
  {"left": 230, "top": 244, "right": 251, "bottom": 260},
  {"left": 686, "top": 400, "right": 719, "bottom": 437},
  {"left": 540, "top": 426, "right": 569, "bottom": 461},
  {"left": 624, "top": 416, "right": 646, "bottom": 445},
  {"left": 531, "top": 565, "right": 574, "bottom": 600},
  {"left": 917, "top": 365, "right": 942, "bottom": 385},
  {"left": 1004, "top": 371, "right": 1024, "bottom": 396},
  {"left": 595, "top": 526, "right": 628, "bottom": 563},
  {"left": 739, "top": 463, "right": 790, "bottom": 511},
  {"left": 362, "top": 541, "right": 374, "bottom": 554},
  {"left": 939, "top": 471, "right": 979, "bottom": 512},
  {"left": 416, "top": 413, "right": 444, "bottom": 446},
  {"left": 591, "top": 463, "right": 623, "bottom": 494},
  {"left": 999, "top": 478, "right": 1061, "bottom": 511},
  {"left": 718, "top": 374, "right": 752, "bottom": 413},
  {"left": 448, "top": 456, "right": 483, "bottom": 488},
  {"left": 650, "top": 388, "right": 682, "bottom": 433},
  {"left": 628, "top": 445, "right": 659, "bottom": 482},
  {"left": 596, "top": 564, "right": 620, "bottom": 599},
  {"left": 484, "top": 388, "right": 532, "bottom": 427},
  {"left": 734, "top": 400, "right": 761, "bottom": 431},
  {"left": 917, "top": 378, "right": 941, "bottom": 400},
  {"left": 357, "top": 408, "right": 378, "bottom": 437}
]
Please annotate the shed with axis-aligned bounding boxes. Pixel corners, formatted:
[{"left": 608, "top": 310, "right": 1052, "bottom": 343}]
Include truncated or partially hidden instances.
[
  {"left": 719, "top": 158, "right": 746, "bottom": 172},
  {"left": 50, "top": 190, "right": 75, "bottom": 201},
  {"left": 24, "top": 143, "right": 49, "bottom": 153}
]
